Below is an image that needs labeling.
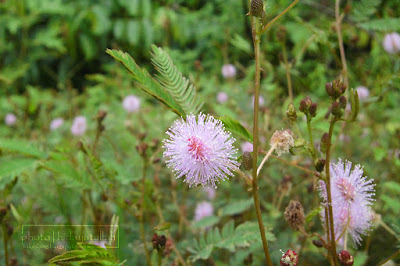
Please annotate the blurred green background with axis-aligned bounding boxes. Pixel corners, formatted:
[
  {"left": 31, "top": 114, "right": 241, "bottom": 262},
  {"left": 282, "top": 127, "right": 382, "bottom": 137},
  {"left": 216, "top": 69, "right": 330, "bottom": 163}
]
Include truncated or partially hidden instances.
[{"left": 0, "top": 0, "right": 399, "bottom": 265}]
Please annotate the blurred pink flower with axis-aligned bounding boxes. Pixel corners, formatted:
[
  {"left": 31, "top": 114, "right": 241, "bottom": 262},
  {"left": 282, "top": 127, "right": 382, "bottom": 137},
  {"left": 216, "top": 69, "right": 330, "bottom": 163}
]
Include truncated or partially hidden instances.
[
  {"left": 123, "top": 95, "right": 141, "bottom": 113},
  {"left": 50, "top": 118, "right": 64, "bottom": 131},
  {"left": 216, "top": 92, "right": 228, "bottom": 104},
  {"left": 92, "top": 240, "right": 107, "bottom": 249},
  {"left": 5, "top": 113, "right": 16, "bottom": 126},
  {"left": 204, "top": 187, "right": 216, "bottom": 200},
  {"left": 383, "top": 32, "right": 400, "bottom": 54},
  {"left": 319, "top": 159, "right": 375, "bottom": 247},
  {"left": 241, "top": 141, "right": 253, "bottom": 153},
  {"left": 71, "top": 116, "right": 87, "bottom": 136},
  {"left": 163, "top": 113, "right": 239, "bottom": 188},
  {"left": 355, "top": 86, "right": 369, "bottom": 100},
  {"left": 194, "top": 201, "right": 213, "bottom": 221},
  {"left": 221, "top": 64, "right": 236, "bottom": 79},
  {"left": 251, "top": 95, "right": 265, "bottom": 107}
]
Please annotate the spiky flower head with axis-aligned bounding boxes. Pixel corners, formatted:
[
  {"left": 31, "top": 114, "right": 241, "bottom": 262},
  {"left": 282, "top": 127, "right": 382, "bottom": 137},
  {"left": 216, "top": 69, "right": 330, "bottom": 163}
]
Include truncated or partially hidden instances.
[
  {"left": 123, "top": 95, "right": 141, "bottom": 113},
  {"left": 194, "top": 201, "right": 213, "bottom": 221},
  {"left": 270, "top": 129, "right": 294, "bottom": 156},
  {"left": 71, "top": 116, "right": 87, "bottom": 136},
  {"left": 280, "top": 249, "right": 298, "bottom": 266},
  {"left": 319, "top": 159, "right": 375, "bottom": 247},
  {"left": 163, "top": 113, "right": 239, "bottom": 188}
]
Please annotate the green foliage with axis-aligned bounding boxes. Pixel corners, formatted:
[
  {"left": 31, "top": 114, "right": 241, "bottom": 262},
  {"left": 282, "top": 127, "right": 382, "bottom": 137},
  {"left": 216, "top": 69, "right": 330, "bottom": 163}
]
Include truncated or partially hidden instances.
[
  {"left": 151, "top": 45, "right": 203, "bottom": 115},
  {"left": 48, "top": 243, "right": 123, "bottom": 265},
  {"left": 352, "top": 0, "right": 381, "bottom": 22},
  {"left": 0, "top": 157, "right": 38, "bottom": 180},
  {"left": 188, "top": 221, "right": 275, "bottom": 262},
  {"left": 219, "top": 116, "right": 253, "bottom": 142},
  {"left": 359, "top": 18, "right": 400, "bottom": 32},
  {"left": 0, "top": 138, "right": 46, "bottom": 158},
  {"left": 219, "top": 199, "right": 253, "bottom": 217},
  {"left": 106, "top": 49, "right": 186, "bottom": 117}
]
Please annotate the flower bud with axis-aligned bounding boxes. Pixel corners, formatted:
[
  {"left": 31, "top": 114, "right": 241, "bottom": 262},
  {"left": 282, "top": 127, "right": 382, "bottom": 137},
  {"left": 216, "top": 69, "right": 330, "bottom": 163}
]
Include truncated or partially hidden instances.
[
  {"left": 286, "top": 103, "right": 297, "bottom": 122},
  {"left": 314, "top": 159, "right": 326, "bottom": 172},
  {"left": 299, "top": 99, "right": 307, "bottom": 113},
  {"left": 251, "top": 0, "right": 264, "bottom": 17},
  {"left": 338, "top": 250, "right": 354, "bottom": 266},
  {"left": 309, "top": 103, "right": 317, "bottom": 117},
  {"left": 339, "top": 96, "right": 347, "bottom": 109},
  {"left": 320, "top": 133, "right": 329, "bottom": 153},
  {"left": 304, "top": 97, "right": 312, "bottom": 109},
  {"left": 152, "top": 233, "right": 167, "bottom": 252},
  {"left": 284, "top": 200, "right": 305, "bottom": 231},
  {"left": 280, "top": 249, "right": 299, "bottom": 266},
  {"left": 241, "top": 152, "right": 253, "bottom": 170},
  {"left": 326, "top": 82, "right": 335, "bottom": 97},
  {"left": 331, "top": 102, "right": 342, "bottom": 117},
  {"left": 0, "top": 206, "right": 7, "bottom": 223},
  {"left": 312, "top": 239, "right": 324, "bottom": 248}
]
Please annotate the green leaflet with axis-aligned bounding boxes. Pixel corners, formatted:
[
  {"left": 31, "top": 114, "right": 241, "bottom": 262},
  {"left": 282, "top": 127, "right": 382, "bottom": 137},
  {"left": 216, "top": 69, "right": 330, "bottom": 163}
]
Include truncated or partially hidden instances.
[
  {"left": 151, "top": 45, "right": 203, "bottom": 115},
  {"left": 219, "top": 115, "right": 253, "bottom": 142},
  {"left": 0, "top": 157, "right": 38, "bottom": 179},
  {"left": 188, "top": 221, "right": 275, "bottom": 262},
  {"left": 359, "top": 18, "right": 400, "bottom": 32},
  {"left": 0, "top": 138, "right": 47, "bottom": 158},
  {"left": 106, "top": 49, "right": 186, "bottom": 117}
]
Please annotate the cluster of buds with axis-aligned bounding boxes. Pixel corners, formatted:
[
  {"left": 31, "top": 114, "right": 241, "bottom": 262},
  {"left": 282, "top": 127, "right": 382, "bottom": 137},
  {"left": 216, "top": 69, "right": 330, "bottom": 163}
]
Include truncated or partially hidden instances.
[
  {"left": 152, "top": 233, "right": 167, "bottom": 253},
  {"left": 299, "top": 97, "right": 317, "bottom": 119},
  {"left": 286, "top": 103, "right": 297, "bottom": 122},
  {"left": 326, "top": 80, "right": 348, "bottom": 118}
]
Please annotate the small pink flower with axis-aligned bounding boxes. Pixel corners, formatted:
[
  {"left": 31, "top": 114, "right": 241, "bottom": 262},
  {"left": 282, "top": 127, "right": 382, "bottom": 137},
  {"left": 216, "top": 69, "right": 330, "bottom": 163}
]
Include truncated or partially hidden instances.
[
  {"left": 383, "top": 32, "right": 400, "bottom": 54},
  {"left": 71, "top": 116, "right": 87, "bottom": 136},
  {"left": 50, "top": 118, "right": 64, "bottom": 131},
  {"left": 319, "top": 159, "right": 375, "bottom": 247},
  {"left": 241, "top": 141, "right": 253, "bottom": 153},
  {"left": 123, "top": 95, "right": 141, "bottom": 113},
  {"left": 355, "top": 86, "right": 369, "bottom": 100},
  {"left": 92, "top": 240, "right": 107, "bottom": 249},
  {"left": 194, "top": 202, "right": 213, "bottom": 221},
  {"left": 5, "top": 113, "right": 16, "bottom": 126},
  {"left": 204, "top": 187, "right": 216, "bottom": 200},
  {"left": 216, "top": 92, "right": 228, "bottom": 104},
  {"left": 163, "top": 114, "right": 239, "bottom": 188},
  {"left": 221, "top": 64, "right": 236, "bottom": 79}
]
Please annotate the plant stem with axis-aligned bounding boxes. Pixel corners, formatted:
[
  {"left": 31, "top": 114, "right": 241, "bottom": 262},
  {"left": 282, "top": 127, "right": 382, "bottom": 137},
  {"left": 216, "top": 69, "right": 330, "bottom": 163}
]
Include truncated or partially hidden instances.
[
  {"left": 140, "top": 160, "right": 152, "bottom": 266},
  {"left": 250, "top": 15, "right": 273, "bottom": 266},
  {"left": 335, "top": 0, "right": 348, "bottom": 87},
  {"left": 282, "top": 44, "right": 293, "bottom": 101},
  {"left": 260, "top": 0, "right": 300, "bottom": 35},
  {"left": 157, "top": 251, "right": 162, "bottom": 266},
  {"left": 325, "top": 119, "right": 339, "bottom": 266},
  {"left": 378, "top": 249, "right": 400, "bottom": 266},
  {"left": 306, "top": 118, "right": 316, "bottom": 159},
  {"left": 2, "top": 224, "right": 9, "bottom": 266},
  {"left": 257, "top": 144, "right": 276, "bottom": 176}
]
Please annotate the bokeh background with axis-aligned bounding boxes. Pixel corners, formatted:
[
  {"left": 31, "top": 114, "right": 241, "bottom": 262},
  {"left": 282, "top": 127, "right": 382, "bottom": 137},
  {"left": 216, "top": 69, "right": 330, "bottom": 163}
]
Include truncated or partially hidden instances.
[{"left": 1, "top": 0, "right": 399, "bottom": 265}]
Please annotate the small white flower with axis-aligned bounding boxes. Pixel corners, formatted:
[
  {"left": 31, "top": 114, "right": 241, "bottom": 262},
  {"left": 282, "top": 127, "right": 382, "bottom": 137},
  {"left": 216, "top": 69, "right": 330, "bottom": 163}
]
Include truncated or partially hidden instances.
[
  {"left": 241, "top": 141, "right": 253, "bottom": 153},
  {"left": 123, "top": 95, "right": 141, "bottom": 113},
  {"left": 216, "top": 92, "right": 228, "bottom": 104},
  {"left": 270, "top": 129, "right": 294, "bottom": 156},
  {"left": 71, "top": 116, "right": 87, "bottom": 136},
  {"left": 221, "top": 64, "right": 236, "bottom": 79},
  {"left": 50, "top": 118, "right": 64, "bottom": 131},
  {"left": 5, "top": 113, "right": 16, "bottom": 126},
  {"left": 383, "top": 32, "right": 400, "bottom": 54}
]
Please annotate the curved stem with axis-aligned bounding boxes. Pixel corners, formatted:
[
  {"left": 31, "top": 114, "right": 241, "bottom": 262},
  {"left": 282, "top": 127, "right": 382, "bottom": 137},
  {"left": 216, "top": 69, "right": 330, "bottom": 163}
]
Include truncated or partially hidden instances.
[
  {"left": 378, "top": 249, "right": 400, "bottom": 266},
  {"left": 250, "top": 15, "right": 273, "bottom": 265},
  {"left": 257, "top": 144, "right": 276, "bottom": 176}
]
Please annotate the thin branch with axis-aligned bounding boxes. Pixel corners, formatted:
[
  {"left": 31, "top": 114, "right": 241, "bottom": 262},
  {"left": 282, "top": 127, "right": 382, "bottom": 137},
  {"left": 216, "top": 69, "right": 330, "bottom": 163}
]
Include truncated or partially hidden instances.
[{"left": 259, "top": 0, "right": 300, "bottom": 35}]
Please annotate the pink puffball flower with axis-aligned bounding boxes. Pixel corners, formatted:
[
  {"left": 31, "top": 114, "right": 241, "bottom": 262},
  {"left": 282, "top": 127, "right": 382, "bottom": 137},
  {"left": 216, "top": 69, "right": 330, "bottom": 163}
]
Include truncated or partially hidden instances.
[
  {"left": 355, "top": 86, "right": 369, "bottom": 100},
  {"left": 383, "top": 32, "right": 400, "bottom": 54},
  {"left": 5, "top": 113, "right": 16, "bottom": 126},
  {"left": 163, "top": 113, "right": 239, "bottom": 188},
  {"left": 318, "top": 159, "right": 375, "bottom": 247},
  {"left": 50, "top": 118, "right": 64, "bottom": 131},
  {"left": 194, "top": 201, "right": 213, "bottom": 221},
  {"left": 123, "top": 95, "right": 141, "bottom": 113},
  {"left": 71, "top": 116, "right": 87, "bottom": 136},
  {"left": 216, "top": 92, "right": 228, "bottom": 104},
  {"left": 221, "top": 64, "right": 237, "bottom": 79},
  {"left": 241, "top": 141, "right": 253, "bottom": 153}
]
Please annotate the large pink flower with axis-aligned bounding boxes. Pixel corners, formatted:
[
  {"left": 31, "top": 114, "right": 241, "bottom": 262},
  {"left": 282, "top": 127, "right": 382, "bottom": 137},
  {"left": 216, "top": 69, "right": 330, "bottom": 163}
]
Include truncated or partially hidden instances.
[
  {"left": 319, "top": 159, "right": 375, "bottom": 246},
  {"left": 163, "top": 114, "right": 238, "bottom": 188}
]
